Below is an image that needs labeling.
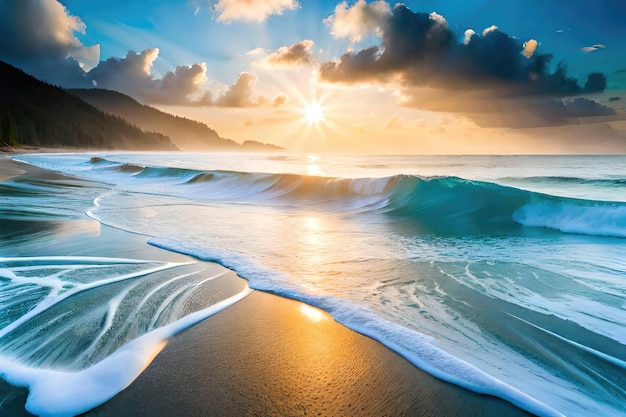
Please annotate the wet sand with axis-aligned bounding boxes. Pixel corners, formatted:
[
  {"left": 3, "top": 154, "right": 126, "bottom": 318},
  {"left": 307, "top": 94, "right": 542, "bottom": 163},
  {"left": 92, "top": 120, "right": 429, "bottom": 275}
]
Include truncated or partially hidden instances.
[
  {"left": 0, "top": 154, "right": 534, "bottom": 417},
  {"left": 0, "top": 154, "right": 25, "bottom": 181},
  {"left": 86, "top": 291, "right": 534, "bottom": 417}
]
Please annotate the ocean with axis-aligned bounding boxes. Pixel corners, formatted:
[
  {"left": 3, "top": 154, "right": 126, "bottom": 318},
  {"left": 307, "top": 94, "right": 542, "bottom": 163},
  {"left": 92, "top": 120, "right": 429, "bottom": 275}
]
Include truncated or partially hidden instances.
[{"left": 2, "top": 152, "right": 625, "bottom": 417}]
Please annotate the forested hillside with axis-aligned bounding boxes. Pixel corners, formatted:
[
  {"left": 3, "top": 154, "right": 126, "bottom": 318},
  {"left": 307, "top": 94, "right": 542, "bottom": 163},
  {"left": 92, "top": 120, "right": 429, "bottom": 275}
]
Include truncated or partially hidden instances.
[
  {"left": 70, "top": 88, "right": 284, "bottom": 151},
  {"left": 0, "top": 61, "right": 177, "bottom": 150}
]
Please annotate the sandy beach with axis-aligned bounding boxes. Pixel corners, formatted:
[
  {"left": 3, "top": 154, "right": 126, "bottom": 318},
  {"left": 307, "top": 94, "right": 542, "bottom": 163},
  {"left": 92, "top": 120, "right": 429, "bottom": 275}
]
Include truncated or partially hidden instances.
[{"left": 0, "top": 153, "right": 534, "bottom": 417}]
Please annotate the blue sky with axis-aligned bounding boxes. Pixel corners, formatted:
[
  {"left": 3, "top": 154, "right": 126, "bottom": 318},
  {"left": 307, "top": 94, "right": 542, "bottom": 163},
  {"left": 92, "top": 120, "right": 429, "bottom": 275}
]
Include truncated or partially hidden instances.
[
  {"left": 57, "top": 0, "right": 625, "bottom": 80},
  {"left": 2, "top": 1, "right": 626, "bottom": 153}
]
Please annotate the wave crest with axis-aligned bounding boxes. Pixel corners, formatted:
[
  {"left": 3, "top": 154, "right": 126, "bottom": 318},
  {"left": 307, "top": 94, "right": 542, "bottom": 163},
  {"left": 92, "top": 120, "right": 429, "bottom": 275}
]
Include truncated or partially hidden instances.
[{"left": 86, "top": 157, "right": 626, "bottom": 238}]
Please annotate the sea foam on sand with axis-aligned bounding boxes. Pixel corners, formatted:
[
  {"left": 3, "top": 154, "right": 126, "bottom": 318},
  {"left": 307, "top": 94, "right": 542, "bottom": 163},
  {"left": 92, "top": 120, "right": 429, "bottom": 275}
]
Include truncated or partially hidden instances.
[{"left": 0, "top": 287, "right": 252, "bottom": 417}]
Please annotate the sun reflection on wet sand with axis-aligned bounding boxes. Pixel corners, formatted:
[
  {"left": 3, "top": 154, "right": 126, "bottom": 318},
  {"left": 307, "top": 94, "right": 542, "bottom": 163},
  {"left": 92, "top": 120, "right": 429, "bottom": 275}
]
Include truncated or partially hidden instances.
[{"left": 299, "top": 304, "right": 328, "bottom": 323}]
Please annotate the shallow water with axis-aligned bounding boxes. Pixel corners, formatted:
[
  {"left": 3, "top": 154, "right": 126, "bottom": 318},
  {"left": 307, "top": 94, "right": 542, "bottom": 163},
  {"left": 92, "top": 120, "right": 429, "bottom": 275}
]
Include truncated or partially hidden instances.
[{"left": 5, "top": 152, "right": 626, "bottom": 417}]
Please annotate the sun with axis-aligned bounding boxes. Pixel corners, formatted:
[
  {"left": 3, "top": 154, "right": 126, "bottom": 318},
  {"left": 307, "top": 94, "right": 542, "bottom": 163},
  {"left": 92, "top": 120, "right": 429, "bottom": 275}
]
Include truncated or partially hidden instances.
[{"left": 303, "top": 101, "right": 324, "bottom": 124}]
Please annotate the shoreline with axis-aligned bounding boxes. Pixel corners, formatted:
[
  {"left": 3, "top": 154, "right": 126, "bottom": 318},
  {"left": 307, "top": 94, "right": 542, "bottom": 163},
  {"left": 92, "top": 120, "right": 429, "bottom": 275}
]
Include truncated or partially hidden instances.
[{"left": 0, "top": 153, "right": 535, "bottom": 416}]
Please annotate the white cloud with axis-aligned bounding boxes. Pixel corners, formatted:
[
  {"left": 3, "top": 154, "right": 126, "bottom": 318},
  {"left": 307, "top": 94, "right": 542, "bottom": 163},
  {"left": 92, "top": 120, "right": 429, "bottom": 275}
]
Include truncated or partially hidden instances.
[
  {"left": 323, "top": 0, "right": 391, "bottom": 43},
  {"left": 463, "top": 29, "right": 476, "bottom": 45},
  {"left": 246, "top": 47, "right": 266, "bottom": 56},
  {"left": 482, "top": 25, "right": 499, "bottom": 36},
  {"left": 214, "top": 0, "right": 298, "bottom": 23}
]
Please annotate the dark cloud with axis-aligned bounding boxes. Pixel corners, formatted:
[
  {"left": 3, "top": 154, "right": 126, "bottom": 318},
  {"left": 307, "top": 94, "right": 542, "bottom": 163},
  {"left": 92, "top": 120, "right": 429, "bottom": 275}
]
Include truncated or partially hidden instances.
[
  {"left": 320, "top": 3, "right": 615, "bottom": 127},
  {"left": 0, "top": 0, "right": 95, "bottom": 87},
  {"left": 0, "top": 0, "right": 84, "bottom": 62},
  {"left": 558, "top": 97, "right": 616, "bottom": 118},
  {"left": 404, "top": 90, "right": 617, "bottom": 128},
  {"left": 321, "top": 5, "right": 552, "bottom": 90}
]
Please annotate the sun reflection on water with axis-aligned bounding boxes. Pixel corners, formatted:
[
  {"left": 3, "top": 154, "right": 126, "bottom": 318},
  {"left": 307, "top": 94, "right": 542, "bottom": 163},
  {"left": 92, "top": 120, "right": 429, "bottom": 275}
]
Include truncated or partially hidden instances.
[{"left": 306, "top": 155, "right": 321, "bottom": 176}]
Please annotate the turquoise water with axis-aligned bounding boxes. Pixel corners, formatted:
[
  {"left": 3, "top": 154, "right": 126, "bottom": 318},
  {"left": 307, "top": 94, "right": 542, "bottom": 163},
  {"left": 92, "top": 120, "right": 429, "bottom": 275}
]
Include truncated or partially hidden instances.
[{"left": 3, "top": 153, "right": 626, "bottom": 417}]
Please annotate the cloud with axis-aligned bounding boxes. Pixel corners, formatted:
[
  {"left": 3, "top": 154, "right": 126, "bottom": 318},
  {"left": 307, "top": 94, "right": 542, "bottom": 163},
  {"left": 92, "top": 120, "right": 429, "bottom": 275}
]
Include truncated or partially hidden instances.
[
  {"left": 399, "top": 88, "right": 616, "bottom": 128},
  {"left": 214, "top": 72, "right": 258, "bottom": 107},
  {"left": 246, "top": 47, "right": 266, "bottom": 56},
  {"left": 580, "top": 44, "right": 606, "bottom": 53},
  {"left": 320, "top": 4, "right": 580, "bottom": 90},
  {"left": 0, "top": 0, "right": 98, "bottom": 85},
  {"left": 88, "top": 49, "right": 213, "bottom": 105},
  {"left": 320, "top": 6, "right": 455, "bottom": 85},
  {"left": 319, "top": 3, "right": 612, "bottom": 128},
  {"left": 0, "top": 0, "right": 84, "bottom": 61},
  {"left": 463, "top": 29, "right": 475, "bottom": 45},
  {"left": 214, "top": 0, "right": 298, "bottom": 23},
  {"left": 256, "top": 40, "right": 315, "bottom": 67},
  {"left": 323, "top": 0, "right": 391, "bottom": 42},
  {"left": 89, "top": 49, "right": 159, "bottom": 95},
  {"left": 0, "top": 1, "right": 279, "bottom": 108},
  {"left": 89, "top": 49, "right": 278, "bottom": 107},
  {"left": 482, "top": 25, "right": 498, "bottom": 36},
  {"left": 273, "top": 93, "right": 287, "bottom": 106},
  {"left": 558, "top": 97, "right": 616, "bottom": 118},
  {"left": 522, "top": 39, "right": 538, "bottom": 58},
  {"left": 148, "top": 63, "right": 211, "bottom": 105}
]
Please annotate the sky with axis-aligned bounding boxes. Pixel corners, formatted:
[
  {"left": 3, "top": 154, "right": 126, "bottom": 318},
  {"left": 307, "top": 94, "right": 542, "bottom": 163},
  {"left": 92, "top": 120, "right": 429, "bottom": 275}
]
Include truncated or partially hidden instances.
[{"left": 1, "top": 0, "right": 626, "bottom": 154}]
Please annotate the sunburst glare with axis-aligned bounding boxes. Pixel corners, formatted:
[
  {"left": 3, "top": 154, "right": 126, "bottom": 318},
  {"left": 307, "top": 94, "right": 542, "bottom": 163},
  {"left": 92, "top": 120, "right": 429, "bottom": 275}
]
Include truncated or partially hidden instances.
[{"left": 303, "top": 101, "right": 324, "bottom": 125}]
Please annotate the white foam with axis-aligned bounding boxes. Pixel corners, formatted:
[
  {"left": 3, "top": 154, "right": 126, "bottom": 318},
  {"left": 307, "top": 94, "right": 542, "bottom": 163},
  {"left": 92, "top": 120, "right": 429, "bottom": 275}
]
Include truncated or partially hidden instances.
[
  {"left": 0, "top": 286, "right": 252, "bottom": 417},
  {"left": 149, "top": 238, "right": 564, "bottom": 417},
  {"left": 0, "top": 257, "right": 189, "bottom": 339},
  {"left": 514, "top": 201, "right": 626, "bottom": 238}
]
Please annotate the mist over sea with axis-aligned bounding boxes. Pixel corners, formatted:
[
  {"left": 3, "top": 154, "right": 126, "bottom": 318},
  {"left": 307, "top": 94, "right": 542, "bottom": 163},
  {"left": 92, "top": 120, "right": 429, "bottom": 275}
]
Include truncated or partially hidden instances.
[{"left": 3, "top": 152, "right": 626, "bottom": 417}]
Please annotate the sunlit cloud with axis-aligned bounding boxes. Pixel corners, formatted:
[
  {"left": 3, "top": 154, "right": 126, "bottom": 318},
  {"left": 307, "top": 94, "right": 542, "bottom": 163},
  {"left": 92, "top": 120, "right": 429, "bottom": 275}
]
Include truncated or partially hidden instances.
[
  {"left": 88, "top": 49, "right": 214, "bottom": 106},
  {"left": 245, "top": 47, "right": 266, "bottom": 56},
  {"left": 522, "top": 39, "right": 538, "bottom": 58},
  {"left": 482, "top": 25, "right": 499, "bottom": 36},
  {"left": 273, "top": 93, "right": 287, "bottom": 107},
  {"left": 254, "top": 40, "right": 315, "bottom": 68},
  {"left": 323, "top": 0, "right": 390, "bottom": 43},
  {"left": 89, "top": 49, "right": 279, "bottom": 107},
  {"left": 214, "top": 72, "right": 258, "bottom": 106},
  {"left": 150, "top": 63, "right": 211, "bottom": 104},
  {"left": 214, "top": 0, "right": 298, "bottom": 23}
]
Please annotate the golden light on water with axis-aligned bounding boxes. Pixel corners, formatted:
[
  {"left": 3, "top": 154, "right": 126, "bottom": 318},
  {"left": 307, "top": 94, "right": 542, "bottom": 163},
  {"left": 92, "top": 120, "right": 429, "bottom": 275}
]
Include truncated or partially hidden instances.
[{"left": 306, "top": 155, "right": 321, "bottom": 176}]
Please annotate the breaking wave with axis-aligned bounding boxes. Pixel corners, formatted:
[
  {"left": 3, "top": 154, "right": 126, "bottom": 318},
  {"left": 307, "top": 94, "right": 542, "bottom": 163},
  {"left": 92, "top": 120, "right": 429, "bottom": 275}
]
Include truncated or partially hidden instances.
[{"left": 84, "top": 157, "right": 626, "bottom": 238}]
